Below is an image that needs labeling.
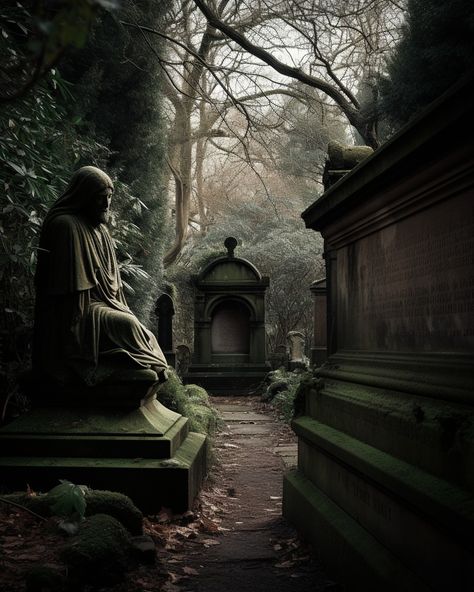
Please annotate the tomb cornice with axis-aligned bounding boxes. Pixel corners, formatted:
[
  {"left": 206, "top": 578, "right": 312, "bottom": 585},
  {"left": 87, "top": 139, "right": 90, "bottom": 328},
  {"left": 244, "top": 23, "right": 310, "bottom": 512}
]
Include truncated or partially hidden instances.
[{"left": 302, "top": 75, "right": 474, "bottom": 235}]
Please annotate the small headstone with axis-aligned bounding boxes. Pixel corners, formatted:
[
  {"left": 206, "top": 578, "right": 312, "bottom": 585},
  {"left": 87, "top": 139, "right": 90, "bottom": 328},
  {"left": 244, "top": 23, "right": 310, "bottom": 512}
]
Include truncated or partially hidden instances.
[{"left": 287, "top": 331, "right": 305, "bottom": 362}]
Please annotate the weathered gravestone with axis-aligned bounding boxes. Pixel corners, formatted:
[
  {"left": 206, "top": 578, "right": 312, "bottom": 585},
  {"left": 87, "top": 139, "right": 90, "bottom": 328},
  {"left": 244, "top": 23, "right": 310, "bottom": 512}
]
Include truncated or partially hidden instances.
[
  {"left": 184, "top": 237, "right": 270, "bottom": 394},
  {"left": 287, "top": 331, "right": 306, "bottom": 370},
  {"left": 0, "top": 166, "right": 206, "bottom": 512},
  {"left": 310, "top": 277, "right": 327, "bottom": 367},
  {"left": 284, "top": 78, "right": 474, "bottom": 591}
]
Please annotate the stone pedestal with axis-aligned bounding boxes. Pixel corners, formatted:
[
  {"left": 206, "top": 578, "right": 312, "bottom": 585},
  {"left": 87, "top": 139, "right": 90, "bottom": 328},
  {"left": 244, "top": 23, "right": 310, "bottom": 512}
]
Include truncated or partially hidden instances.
[
  {"left": 0, "top": 381, "right": 207, "bottom": 512},
  {"left": 284, "top": 77, "right": 474, "bottom": 591}
]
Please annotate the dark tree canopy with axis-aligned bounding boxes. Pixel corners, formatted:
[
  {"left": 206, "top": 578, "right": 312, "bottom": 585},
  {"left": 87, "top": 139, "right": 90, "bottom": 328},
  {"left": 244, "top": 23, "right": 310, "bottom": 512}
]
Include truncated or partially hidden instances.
[{"left": 381, "top": 0, "right": 474, "bottom": 127}]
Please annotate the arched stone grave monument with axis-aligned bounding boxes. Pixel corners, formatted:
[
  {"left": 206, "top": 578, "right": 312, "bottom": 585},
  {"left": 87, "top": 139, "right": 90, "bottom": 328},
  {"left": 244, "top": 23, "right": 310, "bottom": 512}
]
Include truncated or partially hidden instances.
[{"left": 184, "top": 237, "right": 270, "bottom": 394}]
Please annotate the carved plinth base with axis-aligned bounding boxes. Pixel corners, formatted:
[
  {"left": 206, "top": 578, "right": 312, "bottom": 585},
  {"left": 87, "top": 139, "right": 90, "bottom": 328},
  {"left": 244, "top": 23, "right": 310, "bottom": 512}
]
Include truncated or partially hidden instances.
[{"left": 0, "top": 393, "right": 207, "bottom": 512}]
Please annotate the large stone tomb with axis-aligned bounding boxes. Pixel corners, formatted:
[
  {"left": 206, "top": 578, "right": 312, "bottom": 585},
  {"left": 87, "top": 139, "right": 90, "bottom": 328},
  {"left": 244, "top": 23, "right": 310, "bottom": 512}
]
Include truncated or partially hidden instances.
[
  {"left": 283, "top": 77, "right": 474, "bottom": 591},
  {"left": 184, "top": 237, "right": 270, "bottom": 395},
  {"left": 0, "top": 379, "right": 207, "bottom": 513}
]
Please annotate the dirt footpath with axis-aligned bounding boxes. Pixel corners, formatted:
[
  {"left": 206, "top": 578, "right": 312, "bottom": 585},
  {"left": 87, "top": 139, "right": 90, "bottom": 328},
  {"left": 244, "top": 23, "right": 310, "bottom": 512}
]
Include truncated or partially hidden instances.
[{"left": 161, "top": 396, "right": 339, "bottom": 592}]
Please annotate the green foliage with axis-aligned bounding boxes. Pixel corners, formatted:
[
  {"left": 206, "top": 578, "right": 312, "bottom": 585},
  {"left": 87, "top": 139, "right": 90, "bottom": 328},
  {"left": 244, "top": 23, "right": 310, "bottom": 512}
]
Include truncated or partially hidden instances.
[
  {"left": 157, "top": 370, "right": 219, "bottom": 438},
  {"left": 276, "top": 92, "right": 346, "bottom": 195},
  {"left": 1, "top": 1, "right": 170, "bottom": 405},
  {"left": 266, "top": 370, "right": 312, "bottom": 423},
  {"left": 0, "top": 1, "right": 107, "bottom": 102},
  {"left": 0, "top": 69, "right": 107, "bottom": 403},
  {"left": 60, "top": 1, "right": 169, "bottom": 321},
  {"left": 381, "top": 0, "right": 474, "bottom": 128},
  {"left": 46, "top": 479, "right": 88, "bottom": 522}
]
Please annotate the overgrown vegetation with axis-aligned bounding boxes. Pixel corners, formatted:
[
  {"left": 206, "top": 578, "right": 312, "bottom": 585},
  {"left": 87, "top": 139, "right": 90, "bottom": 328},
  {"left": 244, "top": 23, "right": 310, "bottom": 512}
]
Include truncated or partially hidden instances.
[
  {"left": 380, "top": 0, "right": 474, "bottom": 128},
  {"left": 262, "top": 368, "right": 312, "bottom": 423},
  {"left": 157, "top": 370, "right": 219, "bottom": 439},
  {"left": 0, "top": 1, "right": 169, "bottom": 404}
]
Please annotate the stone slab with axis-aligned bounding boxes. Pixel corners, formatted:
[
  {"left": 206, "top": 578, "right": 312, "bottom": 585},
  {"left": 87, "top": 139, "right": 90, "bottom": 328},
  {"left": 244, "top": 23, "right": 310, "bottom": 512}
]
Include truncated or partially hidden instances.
[
  {"left": 226, "top": 424, "right": 273, "bottom": 436},
  {"left": 0, "top": 401, "right": 188, "bottom": 460},
  {"left": 306, "top": 380, "right": 474, "bottom": 490},
  {"left": 0, "top": 432, "right": 207, "bottom": 513},
  {"left": 214, "top": 405, "right": 255, "bottom": 412},
  {"left": 283, "top": 470, "right": 431, "bottom": 592},
  {"left": 293, "top": 417, "right": 474, "bottom": 589},
  {"left": 0, "top": 399, "right": 181, "bottom": 436},
  {"left": 220, "top": 411, "right": 272, "bottom": 422}
]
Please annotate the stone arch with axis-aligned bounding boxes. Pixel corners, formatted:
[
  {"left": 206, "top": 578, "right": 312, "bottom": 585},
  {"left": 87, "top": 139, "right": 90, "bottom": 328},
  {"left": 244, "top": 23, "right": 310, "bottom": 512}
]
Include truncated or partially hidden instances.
[{"left": 209, "top": 298, "right": 252, "bottom": 355}]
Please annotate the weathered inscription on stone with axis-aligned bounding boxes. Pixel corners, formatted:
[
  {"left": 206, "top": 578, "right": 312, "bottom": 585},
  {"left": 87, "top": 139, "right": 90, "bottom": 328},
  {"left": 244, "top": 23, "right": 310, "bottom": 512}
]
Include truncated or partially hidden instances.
[{"left": 338, "top": 194, "right": 474, "bottom": 351}]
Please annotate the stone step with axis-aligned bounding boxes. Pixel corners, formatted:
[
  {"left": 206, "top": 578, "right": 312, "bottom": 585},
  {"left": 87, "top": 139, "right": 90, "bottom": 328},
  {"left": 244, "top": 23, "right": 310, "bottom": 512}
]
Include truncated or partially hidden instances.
[
  {"left": 184, "top": 372, "right": 267, "bottom": 396},
  {"left": 291, "top": 416, "right": 474, "bottom": 589},
  {"left": 0, "top": 400, "right": 189, "bottom": 459},
  {"left": 0, "top": 399, "right": 207, "bottom": 512},
  {"left": 0, "top": 431, "right": 207, "bottom": 513},
  {"left": 284, "top": 470, "right": 431, "bottom": 592}
]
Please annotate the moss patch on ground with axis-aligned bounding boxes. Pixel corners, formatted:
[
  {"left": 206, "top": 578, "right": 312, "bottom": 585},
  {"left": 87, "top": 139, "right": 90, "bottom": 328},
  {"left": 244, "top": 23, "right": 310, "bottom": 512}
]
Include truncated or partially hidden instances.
[{"left": 60, "top": 513, "right": 132, "bottom": 584}]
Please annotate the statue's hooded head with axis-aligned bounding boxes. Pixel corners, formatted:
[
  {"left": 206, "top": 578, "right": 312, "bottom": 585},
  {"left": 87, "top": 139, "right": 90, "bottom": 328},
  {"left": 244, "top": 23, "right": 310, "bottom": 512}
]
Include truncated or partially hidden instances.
[{"left": 47, "top": 166, "right": 114, "bottom": 227}]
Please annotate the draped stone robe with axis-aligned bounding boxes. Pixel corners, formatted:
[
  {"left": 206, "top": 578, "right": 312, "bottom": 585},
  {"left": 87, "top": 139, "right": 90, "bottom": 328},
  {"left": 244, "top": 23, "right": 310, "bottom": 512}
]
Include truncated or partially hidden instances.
[{"left": 33, "top": 167, "right": 167, "bottom": 387}]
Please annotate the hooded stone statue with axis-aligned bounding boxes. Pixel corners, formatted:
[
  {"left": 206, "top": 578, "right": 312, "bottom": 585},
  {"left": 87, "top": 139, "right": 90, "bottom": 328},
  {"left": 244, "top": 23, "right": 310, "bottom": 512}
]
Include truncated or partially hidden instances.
[{"left": 33, "top": 166, "right": 168, "bottom": 387}]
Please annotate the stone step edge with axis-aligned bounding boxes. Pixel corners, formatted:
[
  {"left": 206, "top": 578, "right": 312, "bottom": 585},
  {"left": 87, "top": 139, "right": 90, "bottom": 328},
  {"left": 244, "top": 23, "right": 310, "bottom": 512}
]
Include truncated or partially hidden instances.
[
  {"left": 317, "top": 365, "right": 471, "bottom": 404},
  {"left": 283, "top": 470, "right": 431, "bottom": 592},
  {"left": 292, "top": 416, "right": 474, "bottom": 541},
  {"left": 0, "top": 416, "right": 189, "bottom": 460},
  {"left": 0, "top": 430, "right": 207, "bottom": 469}
]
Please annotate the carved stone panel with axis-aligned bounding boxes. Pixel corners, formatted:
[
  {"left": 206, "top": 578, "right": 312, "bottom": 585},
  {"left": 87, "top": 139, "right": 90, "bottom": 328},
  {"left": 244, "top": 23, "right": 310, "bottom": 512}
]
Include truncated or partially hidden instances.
[{"left": 336, "top": 192, "right": 474, "bottom": 352}]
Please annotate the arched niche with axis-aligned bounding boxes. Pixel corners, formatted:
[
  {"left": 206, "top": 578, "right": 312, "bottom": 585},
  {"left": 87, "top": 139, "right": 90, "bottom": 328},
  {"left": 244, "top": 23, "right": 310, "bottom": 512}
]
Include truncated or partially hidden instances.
[{"left": 211, "top": 299, "right": 251, "bottom": 355}]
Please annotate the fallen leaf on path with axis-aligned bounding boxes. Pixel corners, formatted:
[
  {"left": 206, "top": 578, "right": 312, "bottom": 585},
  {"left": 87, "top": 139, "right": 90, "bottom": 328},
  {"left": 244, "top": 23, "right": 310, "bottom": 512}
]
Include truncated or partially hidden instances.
[
  {"left": 221, "top": 443, "right": 239, "bottom": 449},
  {"left": 275, "top": 560, "right": 295, "bottom": 568},
  {"left": 156, "top": 507, "right": 174, "bottom": 523},
  {"left": 183, "top": 566, "right": 199, "bottom": 576},
  {"left": 201, "top": 538, "right": 220, "bottom": 547},
  {"left": 270, "top": 496, "right": 281, "bottom": 500},
  {"left": 198, "top": 517, "right": 220, "bottom": 534}
]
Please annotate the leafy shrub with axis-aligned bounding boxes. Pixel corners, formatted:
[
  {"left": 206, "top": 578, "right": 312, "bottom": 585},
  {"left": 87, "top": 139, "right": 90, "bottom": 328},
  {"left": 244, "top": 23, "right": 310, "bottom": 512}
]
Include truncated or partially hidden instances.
[
  {"left": 157, "top": 370, "right": 219, "bottom": 438},
  {"left": 266, "top": 369, "right": 312, "bottom": 423}
]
